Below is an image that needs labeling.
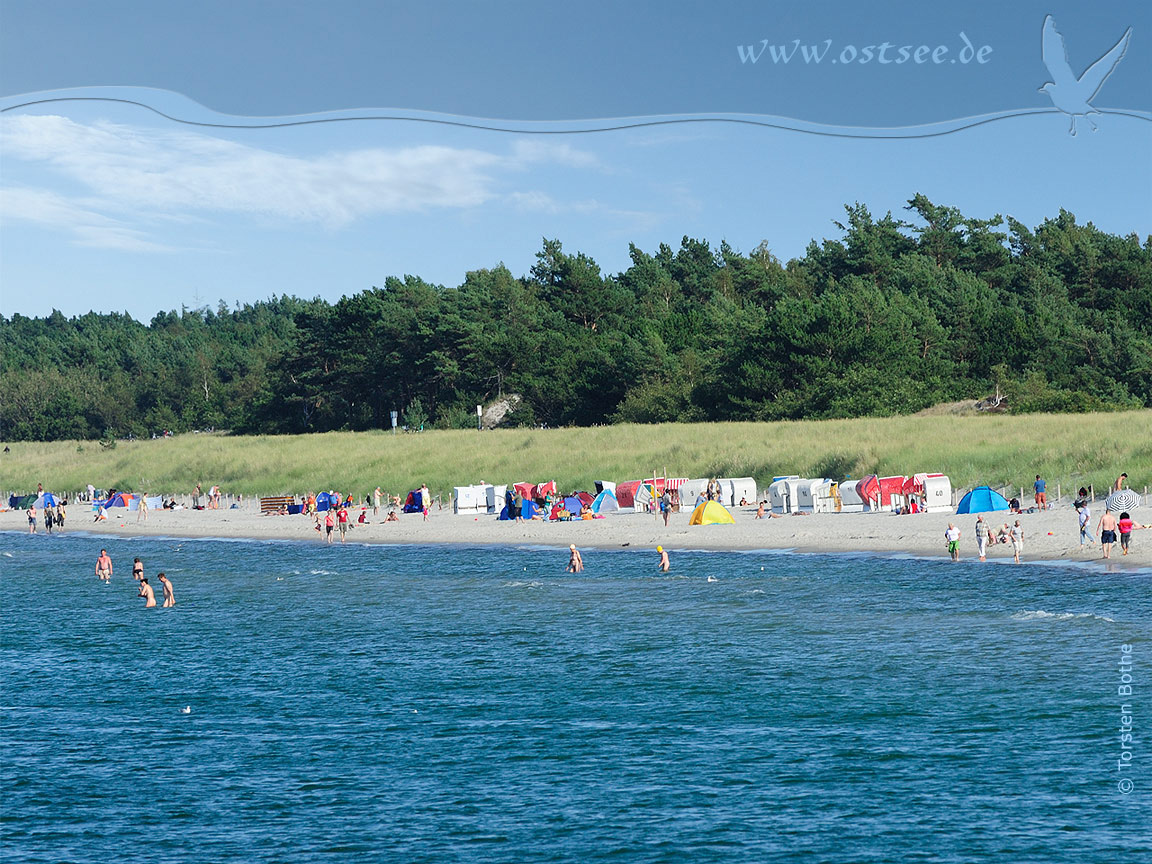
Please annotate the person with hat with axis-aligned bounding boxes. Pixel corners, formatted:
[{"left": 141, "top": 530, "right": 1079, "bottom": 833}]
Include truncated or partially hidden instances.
[{"left": 657, "top": 546, "right": 670, "bottom": 572}]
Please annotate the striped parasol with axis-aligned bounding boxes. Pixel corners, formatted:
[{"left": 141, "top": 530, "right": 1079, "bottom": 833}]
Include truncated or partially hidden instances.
[{"left": 1105, "top": 490, "right": 1140, "bottom": 512}]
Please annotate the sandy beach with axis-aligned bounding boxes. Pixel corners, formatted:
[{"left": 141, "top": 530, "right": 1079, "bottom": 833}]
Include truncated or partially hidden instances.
[{"left": 4, "top": 501, "right": 1149, "bottom": 571}]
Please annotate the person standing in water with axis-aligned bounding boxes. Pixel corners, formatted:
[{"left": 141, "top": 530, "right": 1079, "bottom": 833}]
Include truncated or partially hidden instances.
[
  {"left": 95, "top": 549, "right": 113, "bottom": 581},
  {"left": 945, "top": 523, "right": 961, "bottom": 562},
  {"left": 1097, "top": 510, "right": 1119, "bottom": 559},
  {"left": 158, "top": 573, "right": 175, "bottom": 607},
  {"left": 974, "top": 515, "right": 989, "bottom": 562},
  {"left": 28, "top": 503, "right": 37, "bottom": 534},
  {"left": 1010, "top": 520, "right": 1024, "bottom": 564},
  {"left": 1116, "top": 512, "right": 1145, "bottom": 556},
  {"left": 138, "top": 577, "right": 156, "bottom": 607},
  {"left": 567, "top": 545, "right": 584, "bottom": 573},
  {"left": 132, "top": 557, "right": 144, "bottom": 581},
  {"left": 657, "top": 545, "right": 670, "bottom": 572}
]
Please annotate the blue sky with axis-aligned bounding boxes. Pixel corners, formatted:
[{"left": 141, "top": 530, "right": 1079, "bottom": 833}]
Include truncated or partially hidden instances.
[{"left": 1, "top": 1, "right": 1149, "bottom": 320}]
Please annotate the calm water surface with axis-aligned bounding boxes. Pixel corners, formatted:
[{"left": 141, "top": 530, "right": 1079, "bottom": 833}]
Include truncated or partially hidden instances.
[{"left": 1, "top": 532, "right": 1149, "bottom": 862}]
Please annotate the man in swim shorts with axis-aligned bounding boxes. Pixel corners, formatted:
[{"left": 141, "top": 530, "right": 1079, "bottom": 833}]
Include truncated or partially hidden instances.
[
  {"left": 945, "top": 523, "right": 961, "bottom": 562},
  {"left": 1097, "top": 510, "right": 1118, "bottom": 559},
  {"left": 158, "top": 573, "right": 175, "bottom": 607},
  {"left": 95, "top": 549, "right": 113, "bottom": 581}
]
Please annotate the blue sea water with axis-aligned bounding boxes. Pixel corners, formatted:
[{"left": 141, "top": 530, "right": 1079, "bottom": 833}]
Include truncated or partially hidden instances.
[{"left": 1, "top": 532, "right": 1149, "bottom": 863}]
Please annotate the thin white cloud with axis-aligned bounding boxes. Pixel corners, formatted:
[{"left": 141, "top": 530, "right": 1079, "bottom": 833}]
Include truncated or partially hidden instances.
[
  {"left": 0, "top": 115, "right": 612, "bottom": 250},
  {"left": 509, "top": 190, "right": 663, "bottom": 232},
  {"left": 1, "top": 186, "right": 175, "bottom": 251}
]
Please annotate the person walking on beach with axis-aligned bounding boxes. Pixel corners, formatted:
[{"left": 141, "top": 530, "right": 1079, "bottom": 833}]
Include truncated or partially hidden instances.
[
  {"left": 43, "top": 503, "right": 53, "bottom": 534},
  {"left": 1097, "top": 510, "right": 1119, "bottom": 559},
  {"left": 55, "top": 503, "right": 66, "bottom": 533},
  {"left": 158, "top": 573, "right": 175, "bottom": 607},
  {"left": 567, "top": 545, "right": 584, "bottom": 573},
  {"left": 945, "top": 523, "right": 961, "bottom": 562},
  {"left": 132, "top": 557, "right": 144, "bottom": 581},
  {"left": 337, "top": 505, "right": 349, "bottom": 543},
  {"left": 373, "top": 487, "right": 382, "bottom": 516},
  {"left": 27, "top": 503, "right": 37, "bottom": 534},
  {"left": 661, "top": 490, "right": 672, "bottom": 527},
  {"left": 974, "top": 515, "right": 989, "bottom": 562},
  {"left": 657, "top": 545, "right": 670, "bottom": 572},
  {"left": 137, "top": 493, "right": 148, "bottom": 522},
  {"left": 138, "top": 577, "right": 156, "bottom": 608},
  {"left": 1116, "top": 512, "right": 1145, "bottom": 557},
  {"left": 95, "top": 549, "right": 113, "bottom": 581},
  {"left": 1010, "top": 520, "right": 1024, "bottom": 564},
  {"left": 1077, "top": 503, "right": 1094, "bottom": 548},
  {"left": 1033, "top": 475, "right": 1047, "bottom": 511},
  {"left": 324, "top": 508, "right": 335, "bottom": 544}
]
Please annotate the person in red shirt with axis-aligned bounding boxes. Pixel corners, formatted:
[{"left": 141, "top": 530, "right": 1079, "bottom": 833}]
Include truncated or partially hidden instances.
[
  {"left": 1117, "top": 512, "right": 1145, "bottom": 556},
  {"left": 324, "top": 509, "right": 335, "bottom": 544},
  {"left": 337, "top": 506, "right": 349, "bottom": 543}
]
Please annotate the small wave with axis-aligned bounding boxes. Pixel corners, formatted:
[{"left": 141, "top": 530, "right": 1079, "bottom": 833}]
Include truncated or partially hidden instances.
[
  {"left": 309, "top": 569, "right": 335, "bottom": 576},
  {"left": 1012, "top": 610, "right": 1115, "bottom": 623},
  {"left": 503, "top": 580, "right": 544, "bottom": 589}
]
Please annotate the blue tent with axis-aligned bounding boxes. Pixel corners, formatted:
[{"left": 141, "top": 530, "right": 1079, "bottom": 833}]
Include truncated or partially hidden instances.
[
  {"left": 37, "top": 492, "right": 58, "bottom": 508},
  {"left": 562, "top": 495, "right": 582, "bottom": 514},
  {"left": 315, "top": 492, "right": 336, "bottom": 511},
  {"left": 498, "top": 490, "right": 516, "bottom": 520},
  {"left": 520, "top": 500, "right": 541, "bottom": 519},
  {"left": 590, "top": 488, "right": 618, "bottom": 514},
  {"left": 103, "top": 493, "right": 132, "bottom": 508},
  {"left": 956, "top": 486, "right": 1009, "bottom": 514},
  {"left": 403, "top": 489, "right": 425, "bottom": 513}
]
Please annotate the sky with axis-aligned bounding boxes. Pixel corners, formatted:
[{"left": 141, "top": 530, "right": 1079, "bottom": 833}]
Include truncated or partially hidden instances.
[{"left": 1, "top": 0, "right": 1149, "bottom": 320}]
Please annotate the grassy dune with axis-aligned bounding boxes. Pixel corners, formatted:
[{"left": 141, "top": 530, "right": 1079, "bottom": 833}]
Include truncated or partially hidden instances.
[{"left": 3, "top": 411, "right": 1150, "bottom": 500}]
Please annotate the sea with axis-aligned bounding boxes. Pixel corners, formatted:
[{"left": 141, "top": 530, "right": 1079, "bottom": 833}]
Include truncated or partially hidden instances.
[{"left": 1, "top": 532, "right": 1148, "bottom": 863}]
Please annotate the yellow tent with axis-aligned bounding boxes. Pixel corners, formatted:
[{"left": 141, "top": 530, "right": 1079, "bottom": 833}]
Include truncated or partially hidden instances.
[{"left": 689, "top": 500, "right": 735, "bottom": 525}]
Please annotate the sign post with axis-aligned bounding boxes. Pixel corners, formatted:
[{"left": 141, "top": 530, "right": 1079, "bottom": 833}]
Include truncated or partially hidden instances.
[
  {"left": 476, "top": 405, "right": 483, "bottom": 431},
  {"left": 390, "top": 410, "right": 398, "bottom": 434}
]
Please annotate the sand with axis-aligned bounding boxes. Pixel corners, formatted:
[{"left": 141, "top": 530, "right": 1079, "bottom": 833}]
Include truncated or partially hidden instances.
[{"left": 4, "top": 502, "right": 1149, "bottom": 571}]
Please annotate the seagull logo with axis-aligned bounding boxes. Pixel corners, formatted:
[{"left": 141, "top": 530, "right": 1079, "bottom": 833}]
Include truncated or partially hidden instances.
[{"left": 1039, "top": 15, "right": 1132, "bottom": 135}]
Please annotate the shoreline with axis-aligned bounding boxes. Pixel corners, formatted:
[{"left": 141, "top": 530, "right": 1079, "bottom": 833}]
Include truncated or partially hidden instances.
[{"left": 3, "top": 505, "right": 1148, "bottom": 573}]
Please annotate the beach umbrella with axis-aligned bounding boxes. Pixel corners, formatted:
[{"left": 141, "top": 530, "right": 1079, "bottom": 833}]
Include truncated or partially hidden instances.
[{"left": 1105, "top": 490, "right": 1140, "bottom": 512}]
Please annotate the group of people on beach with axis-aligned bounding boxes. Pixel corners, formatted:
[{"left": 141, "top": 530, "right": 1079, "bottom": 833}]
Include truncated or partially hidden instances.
[
  {"left": 26, "top": 502, "right": 66, "bottom": 534},
  {"left": 94, "top": 549, "right": 174, "bottom": 607}
]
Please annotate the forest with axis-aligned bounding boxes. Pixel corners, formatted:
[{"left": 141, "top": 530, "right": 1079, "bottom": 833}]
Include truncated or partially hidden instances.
[{"left": 2, "top": 196, "right": 1150, "bottom": 442}]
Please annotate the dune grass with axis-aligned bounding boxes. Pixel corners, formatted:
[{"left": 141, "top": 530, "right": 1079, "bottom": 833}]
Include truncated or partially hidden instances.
[{"left": 3, "top": 411, "right": 1150, "bottom": 501}]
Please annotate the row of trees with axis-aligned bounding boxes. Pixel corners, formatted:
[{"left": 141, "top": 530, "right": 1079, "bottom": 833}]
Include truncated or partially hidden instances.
[{"left": 3, "top": 197, "right": 1150, "bottom": 441}]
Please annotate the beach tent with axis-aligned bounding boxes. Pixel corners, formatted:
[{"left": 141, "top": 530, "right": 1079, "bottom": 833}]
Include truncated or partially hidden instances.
[
  {"left": 1105, "top": 490, "right": 1141, "bottom": 512},
  {"left": 590, "top": 488, "right": 619, "bottom": 514},
  {"left": 9, "top": 494, "right": 36, "bottom": 510},
  {"left": 34, "top": 492, "right": 58, "bottom": 508},
  {"left": 498, "top": 490, "right": 516, "bottom": 520},
  {"left": 689, "top": 500, "right": 735, "bottom": 526},
  {"left": 403, "top": 489, "right": 426, "bottom": 513},
  {"left": 513, "top": 482, "right": 536, "bottom": 500},
  {"left": 103, "top": 493, "right": 134, "bottom": 508},
  {"left": 562, "top": 495, "right": 583, "bottom": 514},
  {"left": 575, "top": 491, "right": 595, "bottom": 507},
  {"left": 315, "top": 491, "right": 336, "bottom": 511},
  {"left": 955, "top": 486, "right": 1010, "bottom": 514},
  {"left": 594, "top": 481, "right": 617, "bottom": 495},
  {"left": 520, "top": 500, "right": 542, "bottom": 519},
  {"left": 127, "top": 495, "right": 164, "bottom": 511}
]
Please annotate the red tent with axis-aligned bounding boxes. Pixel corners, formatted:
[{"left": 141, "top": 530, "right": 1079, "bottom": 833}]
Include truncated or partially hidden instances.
[{"left": 615, "top": 480, "right": 642, "bottom": 508}]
